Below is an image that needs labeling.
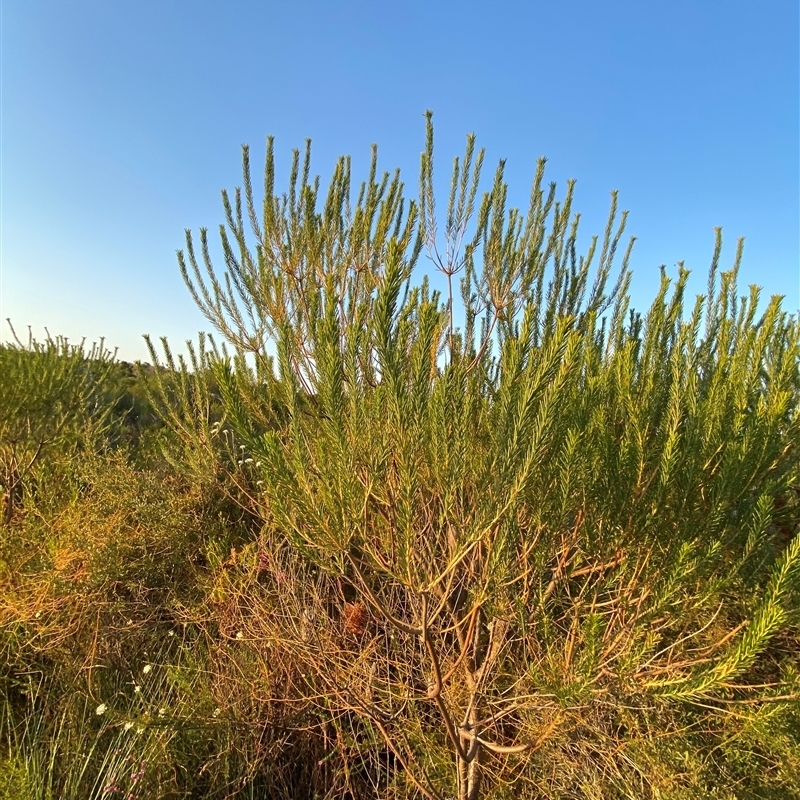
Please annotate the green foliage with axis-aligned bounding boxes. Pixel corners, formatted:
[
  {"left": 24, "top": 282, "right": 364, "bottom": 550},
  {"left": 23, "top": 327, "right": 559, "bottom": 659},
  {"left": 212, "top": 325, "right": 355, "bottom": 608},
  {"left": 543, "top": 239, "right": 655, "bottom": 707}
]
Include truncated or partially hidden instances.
[
  {"left": 170, "top": 113, "right": 800, "bottom": 799},
  {"left": 0, "top": 329, "right": 119, "bottom": 525},
  {"left": 1, "top": 117, "right": 798, "bottom": 799}
]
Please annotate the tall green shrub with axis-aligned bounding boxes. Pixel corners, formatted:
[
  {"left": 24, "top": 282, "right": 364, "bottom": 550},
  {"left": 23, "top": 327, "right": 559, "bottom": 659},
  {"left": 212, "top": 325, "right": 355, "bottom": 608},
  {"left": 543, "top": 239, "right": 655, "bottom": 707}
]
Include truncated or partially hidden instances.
[{"left": 159, "top": 114, "right": 799, "bottom": 799}]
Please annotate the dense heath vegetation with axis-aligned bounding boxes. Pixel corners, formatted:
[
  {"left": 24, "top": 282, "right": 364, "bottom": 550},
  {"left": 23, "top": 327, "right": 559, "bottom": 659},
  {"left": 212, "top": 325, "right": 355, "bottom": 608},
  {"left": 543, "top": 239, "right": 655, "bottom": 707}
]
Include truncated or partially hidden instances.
[{"left": 2, "top": 117, "right": 799, "bottom": 799}]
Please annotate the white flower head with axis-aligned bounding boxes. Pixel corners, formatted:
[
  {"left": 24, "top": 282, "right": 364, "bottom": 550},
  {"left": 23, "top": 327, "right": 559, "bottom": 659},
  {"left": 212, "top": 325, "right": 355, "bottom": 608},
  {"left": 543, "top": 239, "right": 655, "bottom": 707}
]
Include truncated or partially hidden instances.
[
  {"left": 235, "top": 631, "right": 244, "bottom": 640},
  {"left": 142, "top": 664, "right": 152, "bottom": 675},
  {"left": 124, "top": 721, "right": 134, "bottom": 731},
  {"left": 95, "top": 703, "right": 108, "bottom": 716}
]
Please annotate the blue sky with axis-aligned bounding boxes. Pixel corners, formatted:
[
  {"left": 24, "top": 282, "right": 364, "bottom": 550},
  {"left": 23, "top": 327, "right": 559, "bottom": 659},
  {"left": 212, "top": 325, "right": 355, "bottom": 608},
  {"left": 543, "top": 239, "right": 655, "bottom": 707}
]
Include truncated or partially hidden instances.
[{"left": 2, "top": 0, "right": 798, "bottom": 361}]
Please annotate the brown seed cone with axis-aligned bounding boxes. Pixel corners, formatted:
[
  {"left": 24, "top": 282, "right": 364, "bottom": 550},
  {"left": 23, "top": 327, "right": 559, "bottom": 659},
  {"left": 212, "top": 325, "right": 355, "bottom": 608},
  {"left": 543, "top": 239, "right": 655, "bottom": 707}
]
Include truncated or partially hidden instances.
[{"left": 343, "top": 601, "right": 368, "bottom": 636}]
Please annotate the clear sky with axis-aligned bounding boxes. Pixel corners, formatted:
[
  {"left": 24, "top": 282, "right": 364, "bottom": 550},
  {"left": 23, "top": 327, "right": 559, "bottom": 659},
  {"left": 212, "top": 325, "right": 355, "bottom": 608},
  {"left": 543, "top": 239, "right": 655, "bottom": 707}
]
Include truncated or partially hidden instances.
[{"left": 2, "top": 0, "right": 798, "bottom": 362}]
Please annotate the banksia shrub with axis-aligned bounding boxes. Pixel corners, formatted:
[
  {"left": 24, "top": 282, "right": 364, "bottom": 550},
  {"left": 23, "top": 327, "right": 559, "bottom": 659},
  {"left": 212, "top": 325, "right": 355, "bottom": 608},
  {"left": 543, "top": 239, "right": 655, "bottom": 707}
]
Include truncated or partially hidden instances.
[
  {"left": 0, "top": 331, "right": 118, "bottom": 526},
  {"left": 151, "top": 114, "right": 800, "bottom": 799}
]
